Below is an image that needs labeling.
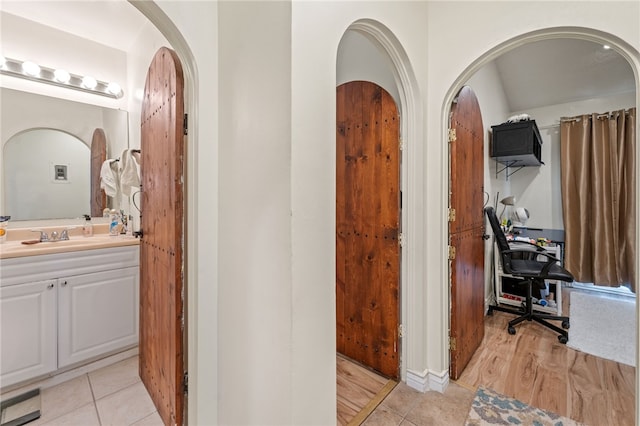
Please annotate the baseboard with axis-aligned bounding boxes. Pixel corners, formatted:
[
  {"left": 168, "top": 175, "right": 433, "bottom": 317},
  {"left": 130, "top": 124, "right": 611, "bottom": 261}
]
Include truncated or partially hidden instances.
[{"left": 406, "top": 368, "right": 449, "bottom": 393}]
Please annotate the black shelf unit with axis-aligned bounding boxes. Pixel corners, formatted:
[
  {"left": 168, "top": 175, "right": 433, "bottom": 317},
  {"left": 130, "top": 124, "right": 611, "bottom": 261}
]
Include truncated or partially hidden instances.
[{"left": 490, "top": 120, "right": 544, "bottom": 179}]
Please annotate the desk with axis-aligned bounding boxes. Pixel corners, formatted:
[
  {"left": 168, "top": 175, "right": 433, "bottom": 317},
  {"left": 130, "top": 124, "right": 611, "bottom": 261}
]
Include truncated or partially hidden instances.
[
  {"left": 512, "top": 226, "right": 565, "bottom": 261},
  {"left": 494, "top": 227, "right": 565, "bottom": 315}
]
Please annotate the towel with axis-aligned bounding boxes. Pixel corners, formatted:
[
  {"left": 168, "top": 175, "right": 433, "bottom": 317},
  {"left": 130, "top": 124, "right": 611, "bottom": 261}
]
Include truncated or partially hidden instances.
[
  {"left": 100, "top": 159, "right": 120, "bottom": 197},
  {"left": 119, "top": 149, "right": 140, "bottom": 197}
]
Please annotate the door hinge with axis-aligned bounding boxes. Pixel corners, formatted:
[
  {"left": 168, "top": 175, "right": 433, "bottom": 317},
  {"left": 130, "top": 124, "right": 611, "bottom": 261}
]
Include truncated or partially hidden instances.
[
  {"left": 448, "top": 128, "right": 456, "bottom": 143},
  {"left": 448, "top": 207, "right": 456, "bottom": 222},
  {"left": 398, "top": 324, "right": 405, "bottom": 338},
  {"left": 183, "top": 113, "right": 188, "bottom": 136},
  {"left": 448, "top": 245, "right": 456, "bottom": 260},
  {"left": 398, "top": 232, "right": 404, "bottom": 248},
  {"left": 449, "top": 336, "right": 457, "bottom": 351},
  {"left": 399, "top": 136, "right": 404, "bottom": 152},
  {"left": 183, "top": 371, "right": 188, "bottom": 394}
]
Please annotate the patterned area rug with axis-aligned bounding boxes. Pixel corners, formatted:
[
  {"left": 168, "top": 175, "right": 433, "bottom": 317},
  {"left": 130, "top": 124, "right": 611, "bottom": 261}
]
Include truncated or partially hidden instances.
[{"left": 465, "top": 387, "right": 582, "bottom": 426}]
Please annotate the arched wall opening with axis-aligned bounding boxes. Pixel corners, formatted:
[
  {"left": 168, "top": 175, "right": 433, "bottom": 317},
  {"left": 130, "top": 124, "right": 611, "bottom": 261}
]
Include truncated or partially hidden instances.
[
  {"left": 337, "top": 18, "right": 423, "bottom": 384},
  {"left": 442, "top": 25, "right": 639, "bottom": 410},
  {"left": 127, "top": 1, "right": 202, "bottom": 422}
]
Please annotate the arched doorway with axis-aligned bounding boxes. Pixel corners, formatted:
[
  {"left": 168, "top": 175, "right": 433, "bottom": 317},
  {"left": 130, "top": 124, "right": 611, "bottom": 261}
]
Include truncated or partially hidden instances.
[
  {"left": 444, "top": 27, "right": 639, "bottom": 422},
  {"left": 336, "top": 19, "right": 422, "bottom": 384}
]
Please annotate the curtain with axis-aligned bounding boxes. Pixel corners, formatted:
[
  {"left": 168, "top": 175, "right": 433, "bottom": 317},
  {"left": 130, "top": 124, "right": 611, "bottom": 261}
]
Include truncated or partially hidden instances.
[{"left": 560, "top": 108, "right": 636, "bottom": 291}]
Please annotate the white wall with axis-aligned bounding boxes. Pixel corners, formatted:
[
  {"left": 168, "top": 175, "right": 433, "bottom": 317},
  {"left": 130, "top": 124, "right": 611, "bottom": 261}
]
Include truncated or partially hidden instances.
[
  {"left": 125, "top": 21, "right": 171, "bottom": 152},
  {"left": 217, "top": 3, "right": 292, "bottom": 423},
  {"left": 337, "top": 30, "right": 400, "bottom": 105}
]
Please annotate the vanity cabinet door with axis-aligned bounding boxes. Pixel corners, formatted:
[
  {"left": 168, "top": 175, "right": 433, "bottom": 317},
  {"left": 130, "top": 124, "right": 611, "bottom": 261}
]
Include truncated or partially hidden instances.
[
  {"left": 0, "top": 280, "right": 57, "bottom": 387},
  {"left": 58, "top": 267, "right": 139, "bottom": 368}
]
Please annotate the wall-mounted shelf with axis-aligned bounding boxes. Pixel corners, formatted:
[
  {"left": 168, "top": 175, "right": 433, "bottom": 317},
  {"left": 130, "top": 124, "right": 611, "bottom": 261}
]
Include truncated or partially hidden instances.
[{"left": 490, "top": 120, "right": 544, "bottom": 179}]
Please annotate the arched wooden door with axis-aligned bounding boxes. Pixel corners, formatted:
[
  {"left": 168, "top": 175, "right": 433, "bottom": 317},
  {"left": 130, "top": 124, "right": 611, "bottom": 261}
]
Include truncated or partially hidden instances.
[
  {"left": 139, "top": 47, "right": 185, "bottom": 426},
  {"left": 336, "top": 81, "right": 400, "bottom": 379},
  {"left": 449, "top": 86, "right": 485, "bottom": 380},
  {"left": 90, "top": 128, "right": 106, "bottom": 217}
]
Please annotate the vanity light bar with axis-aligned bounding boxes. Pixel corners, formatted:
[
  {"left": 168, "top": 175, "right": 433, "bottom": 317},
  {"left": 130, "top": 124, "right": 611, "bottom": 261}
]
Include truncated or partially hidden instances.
[{"left": 0, "top": 56, "right": 123, "bottom": 99}]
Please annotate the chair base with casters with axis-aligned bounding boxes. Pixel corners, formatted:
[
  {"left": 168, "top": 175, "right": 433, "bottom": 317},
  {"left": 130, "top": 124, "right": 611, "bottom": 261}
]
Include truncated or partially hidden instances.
[{"left": 488, "top": 277, "right": 570, "bottom": 344}]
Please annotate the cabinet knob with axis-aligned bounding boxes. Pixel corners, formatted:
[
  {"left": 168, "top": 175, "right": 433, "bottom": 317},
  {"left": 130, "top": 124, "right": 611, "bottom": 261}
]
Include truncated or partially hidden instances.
[
  {"left": 61, "top": 281, "right": 68, "bottom": 287},
  {"left": 47, "top": 283, "right": 54, "bottom": 289}
]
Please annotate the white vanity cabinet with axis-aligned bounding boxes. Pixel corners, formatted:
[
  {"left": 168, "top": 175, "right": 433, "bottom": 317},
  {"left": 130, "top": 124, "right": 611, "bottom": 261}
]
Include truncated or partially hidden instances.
[
  {"left": 0, "top": 245, "right": 139, "bottom": 388},
  {"left": 0, "top": 279, "right": 58, "bottom": 386},
  {"left": 58, "top": 267, "right": 139, "bottom": 368}
]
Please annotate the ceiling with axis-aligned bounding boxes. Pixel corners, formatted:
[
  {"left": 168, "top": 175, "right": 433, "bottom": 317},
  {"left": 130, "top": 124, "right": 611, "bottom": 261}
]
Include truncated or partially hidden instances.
[
  {"left": 494, "top": 38, "right": 636, "bottom": 112},
  {"left": 0, "top": 0, "right": 148, "bottom": 51},
  {"left": 1, "top": 1, "right": 636, "bottom": 112}
]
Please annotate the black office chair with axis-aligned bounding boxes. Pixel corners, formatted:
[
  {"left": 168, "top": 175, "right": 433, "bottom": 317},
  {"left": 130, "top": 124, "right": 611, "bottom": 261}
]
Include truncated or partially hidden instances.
[{"left": 484, "top": 206, "right": 573, "bottom": 344}]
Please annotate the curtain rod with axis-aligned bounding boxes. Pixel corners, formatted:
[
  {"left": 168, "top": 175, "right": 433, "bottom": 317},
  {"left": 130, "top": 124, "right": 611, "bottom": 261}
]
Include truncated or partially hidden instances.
[{"left": 560, "top": 108, "right": 634, "bottom": 123}]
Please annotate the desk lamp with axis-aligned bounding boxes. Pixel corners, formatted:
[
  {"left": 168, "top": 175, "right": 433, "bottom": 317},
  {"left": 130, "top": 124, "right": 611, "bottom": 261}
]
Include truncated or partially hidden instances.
[{"left": 499, "top": 195, "right": 516, "bottom": 221}]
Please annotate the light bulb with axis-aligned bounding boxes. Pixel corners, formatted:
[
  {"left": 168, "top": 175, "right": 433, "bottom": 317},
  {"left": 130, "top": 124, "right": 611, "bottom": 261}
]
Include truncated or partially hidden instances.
[
  {"left": 54, "top": 68, "right": 70, "bottom": 83},
  {"left": 22, "top": 61, "right": 40, "bottom": 76},
  {"left": 82, "top": 75, "right": 97, "bottom": 89},
  {"left": 106, "top": 82, "right": 121, "bottom": 95}
]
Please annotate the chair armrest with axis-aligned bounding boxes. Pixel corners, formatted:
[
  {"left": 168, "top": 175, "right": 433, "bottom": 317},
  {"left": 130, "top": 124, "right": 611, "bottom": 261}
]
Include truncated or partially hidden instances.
[
  {"left": 503, "top": 248, "right": 561, "bottom": 276},
  {"left": 508, "top": 240, "right": 545, "bottom": 251}
]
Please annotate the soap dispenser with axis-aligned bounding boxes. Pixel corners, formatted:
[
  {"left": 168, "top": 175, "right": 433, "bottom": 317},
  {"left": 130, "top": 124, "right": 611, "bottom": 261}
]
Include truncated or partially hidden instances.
[
  {"left": 82, "top": 214, "right": 93, "bottom": 237},
  {"left": 109, "top": 209, "right": 119, "bottom": 236}
]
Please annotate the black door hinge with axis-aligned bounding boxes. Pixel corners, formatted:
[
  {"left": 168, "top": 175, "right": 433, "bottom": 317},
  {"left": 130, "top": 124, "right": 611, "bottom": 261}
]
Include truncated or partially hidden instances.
[
  {"left": 183, "top": 371, "right": 188, "bottom": 394},
  {"left": 183, "top": 113, "right": 188, "bottom": 136}
]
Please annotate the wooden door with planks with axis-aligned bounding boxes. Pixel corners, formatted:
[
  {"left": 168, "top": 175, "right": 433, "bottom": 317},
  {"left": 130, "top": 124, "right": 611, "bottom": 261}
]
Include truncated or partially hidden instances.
[
  {"left": 336, "top": 81, "right": 400, "bottom": 379},
  {"left": 139, "top": 47, "right": 185, "bottom": 426},
  {"left": 90, "top": 128, "right": 106, "bottom": 217},
  {"left": 448, "top": 86, "right": 485, "bottom": 380}
]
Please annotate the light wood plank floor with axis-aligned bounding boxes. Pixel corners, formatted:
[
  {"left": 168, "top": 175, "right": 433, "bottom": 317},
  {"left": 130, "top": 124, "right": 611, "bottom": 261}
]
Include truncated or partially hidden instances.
[
  {"left": 337, "top": 354, "right": 397, "bottom": 425},
  {"left": 457, "top": 287, "right": 636, "bottom": 426}
]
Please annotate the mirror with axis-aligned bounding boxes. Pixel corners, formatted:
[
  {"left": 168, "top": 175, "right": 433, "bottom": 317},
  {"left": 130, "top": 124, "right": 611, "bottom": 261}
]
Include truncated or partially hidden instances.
[
  {"left": 1, "top": 87, "right": 129, "bottom": 222},
  {"left": 4, "top": 129, "right": 90, "bottom": 220}
]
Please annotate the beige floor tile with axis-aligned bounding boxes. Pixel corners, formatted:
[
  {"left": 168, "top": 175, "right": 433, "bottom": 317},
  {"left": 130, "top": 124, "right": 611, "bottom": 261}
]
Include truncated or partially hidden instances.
[
  {"left": 96, "top": 381, "right": 156, "bottom": 426},
  {"left": 88, "top": 355, "right": 141, "bottom": 400},
  {"left": 404, "top": 383, "right": 475, "bottom": 426},
  {"left": 130, "top": 410, "right": 165, "bottom": 426},
  {"left": 41, "top": 403, "right": 100, "bottom": 426},
  {"left": 379, "top": 382, "right": 422, "bottom": 417},
  {"left": 362, "top": 405, "right": 404, "bottom": 426},
  {"left": 36, "top": 375, "right": 94, "bottom": 424}
]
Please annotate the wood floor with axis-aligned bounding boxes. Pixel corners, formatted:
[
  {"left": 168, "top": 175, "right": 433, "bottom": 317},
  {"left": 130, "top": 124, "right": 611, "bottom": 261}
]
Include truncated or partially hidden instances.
[
  {"left": 337, "top": 354, "right": 396, "bottom": 425},
  {"left": 457, "top": 287, "right": 636, "bottom": 426},
  {"left": 338, "top": 287, "right": 635, "bottom": 425}
]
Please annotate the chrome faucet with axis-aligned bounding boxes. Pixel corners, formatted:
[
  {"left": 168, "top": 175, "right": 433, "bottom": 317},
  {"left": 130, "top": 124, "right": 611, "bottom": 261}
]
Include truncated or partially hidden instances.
[
  {"left": 31, "top": 229, "right": 49, "bottom": 242},
  {"left": 31, "top": 228, "right": 73, "bottom": 242}
]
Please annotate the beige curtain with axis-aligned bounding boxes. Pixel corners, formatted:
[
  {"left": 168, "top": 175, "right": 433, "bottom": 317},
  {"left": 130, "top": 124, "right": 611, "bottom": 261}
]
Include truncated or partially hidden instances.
[{"left": 560, "top": 108, "right": 636, "bottom": 291}]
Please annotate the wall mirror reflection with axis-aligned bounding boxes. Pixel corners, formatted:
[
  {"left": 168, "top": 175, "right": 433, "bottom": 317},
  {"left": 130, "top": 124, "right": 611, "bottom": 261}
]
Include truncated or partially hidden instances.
[
  {"left": 4, "top": 129, "right": 89, "bottom": 220},
  {"left": 0, "top": 87, "right": 129, "bottom": 222}
]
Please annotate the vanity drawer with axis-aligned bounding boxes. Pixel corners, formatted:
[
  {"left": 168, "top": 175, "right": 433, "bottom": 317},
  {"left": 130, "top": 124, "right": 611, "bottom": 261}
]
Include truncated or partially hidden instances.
[{"left": 0, "top": 245, "right": 139, "bottom": 287}]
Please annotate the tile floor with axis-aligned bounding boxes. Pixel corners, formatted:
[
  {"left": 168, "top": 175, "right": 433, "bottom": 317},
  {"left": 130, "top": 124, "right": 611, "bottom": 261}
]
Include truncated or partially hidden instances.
[
  {"left": 4, "top": 356, "right": 162, "bottom": 426},
  {"left": 362, "top": 381, "right": 476, "bottom": 425}
]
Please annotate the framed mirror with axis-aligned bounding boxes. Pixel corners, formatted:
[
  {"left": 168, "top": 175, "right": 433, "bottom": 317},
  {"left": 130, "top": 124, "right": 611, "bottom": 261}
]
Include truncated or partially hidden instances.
[{"left": 0, "top": 87, "right": 128, "bottom": 222}]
